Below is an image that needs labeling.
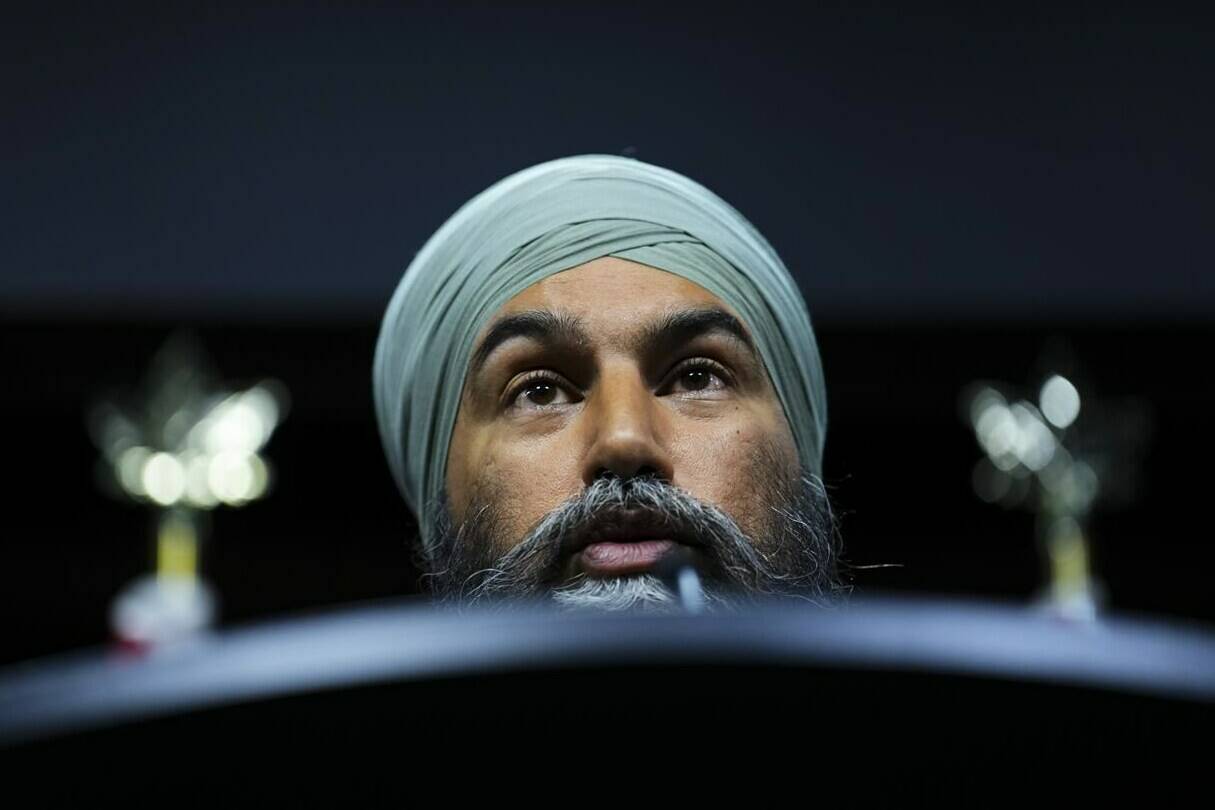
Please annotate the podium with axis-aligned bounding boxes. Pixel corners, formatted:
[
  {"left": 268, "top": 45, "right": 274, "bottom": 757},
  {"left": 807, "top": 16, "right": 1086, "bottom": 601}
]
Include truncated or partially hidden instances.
[{"left": 2, "top": 594, "right": 1212, "bottom": 800}]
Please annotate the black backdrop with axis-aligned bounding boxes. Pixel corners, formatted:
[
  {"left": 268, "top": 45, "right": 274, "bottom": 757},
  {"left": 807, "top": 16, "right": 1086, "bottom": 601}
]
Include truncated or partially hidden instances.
[{"left": 6, "top": 3, "right": 1212, "bottom": 320}]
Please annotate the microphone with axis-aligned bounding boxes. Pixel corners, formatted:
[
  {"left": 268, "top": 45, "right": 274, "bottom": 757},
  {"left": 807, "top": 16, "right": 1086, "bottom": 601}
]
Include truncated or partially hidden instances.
[{"left": 653, "top": 547, "right": 705, "bottom": 614}]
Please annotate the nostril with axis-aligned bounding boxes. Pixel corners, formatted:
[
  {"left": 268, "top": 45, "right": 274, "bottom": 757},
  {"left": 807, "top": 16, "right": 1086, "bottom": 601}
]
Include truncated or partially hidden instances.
[
  {"left": 592, "top": 468, "right": 621, "bottom": 485},
  {"left": 620, "top": 468, "right": 665, "bottom": 505}
]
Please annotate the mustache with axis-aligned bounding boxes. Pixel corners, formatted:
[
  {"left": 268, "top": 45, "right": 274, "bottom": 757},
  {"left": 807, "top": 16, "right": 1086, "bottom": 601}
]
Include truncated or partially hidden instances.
[
  {"left": 488, "top": 475, "right": 740, "bottom": 592},
  {"left": 428, "top": 471, "right": 842, "bottom": 608}
]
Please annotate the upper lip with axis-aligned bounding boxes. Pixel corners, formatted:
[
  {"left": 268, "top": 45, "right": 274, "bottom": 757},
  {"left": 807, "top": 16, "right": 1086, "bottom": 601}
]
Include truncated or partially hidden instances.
[{"left": 560, "top": 508, "right": 701, "bottom": 556}]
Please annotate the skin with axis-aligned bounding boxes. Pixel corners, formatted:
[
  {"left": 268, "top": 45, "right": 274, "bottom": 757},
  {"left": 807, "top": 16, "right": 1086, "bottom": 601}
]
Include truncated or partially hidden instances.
[{"left": 443, "top": 256, "right": 801, "bottom": 582}]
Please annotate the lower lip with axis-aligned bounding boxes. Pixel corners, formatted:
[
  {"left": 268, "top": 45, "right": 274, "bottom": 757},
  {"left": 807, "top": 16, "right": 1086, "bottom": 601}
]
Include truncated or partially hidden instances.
[{"left": 579, "top": 539, "right": 678, "bottom": 577}]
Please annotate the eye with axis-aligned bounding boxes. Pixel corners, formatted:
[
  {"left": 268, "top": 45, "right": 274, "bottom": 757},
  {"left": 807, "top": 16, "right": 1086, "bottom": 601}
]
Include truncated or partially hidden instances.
[
  {"left": 506, "top": 372, "right": 576, "bottom": 411},
  {"left": 665, "top": 359, "right": 731, "bottom": 396}
]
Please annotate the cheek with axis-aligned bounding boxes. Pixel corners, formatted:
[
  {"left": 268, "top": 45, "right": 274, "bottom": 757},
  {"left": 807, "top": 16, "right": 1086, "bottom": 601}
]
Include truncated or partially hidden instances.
[
  {"left": 670, "top": 408, "right": 792, "bottom": 536},
  {"left": 444, "top": 418, "right": 479, "bottom": 522},
  {"left": 471, "top": 436, "right": 584, "bottom": 546}
]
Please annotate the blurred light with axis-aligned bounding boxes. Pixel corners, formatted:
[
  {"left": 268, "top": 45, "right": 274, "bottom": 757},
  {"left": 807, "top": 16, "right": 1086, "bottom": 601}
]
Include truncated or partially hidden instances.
[
  {"left": 990, "top": 450, "right": 1020, "bottom": 472},
  {"left": 1040, "top": 455, "right": 1099, "bottom": 514},
  {"left": 969, "top": 387, "right": 1006, "bottom": 428},
  {"left": 972, "top": 459, "right": 1012, "bottom": 503},
  {"left": 91, "top": 405, "right": 139, "bottom": 459},
  {"left": 1040, "top": 375, "right": 1081, "bottom": 429},
  {"left": 1001, "top": 472, "right": 1032, "bottom": 507},
  {"left": 1043, "top": 516, "right": 1098, "bottom": 621},
  {"left": 1045, "top": 515, "right": 1082, "bottom": 546},
  {"left": 1010, "top": 403, "right": 1056, "bottom": 471},
  {"left": 157, "top": 513, "right": 198, "bottom": 578},
  {"left": 203, "top": 399, "right": 266, "bottom": 454},
  {"left": 110, "top": 574, "right": 216, "bottom": 646},
  {"left": 116, "top": 445, "right": 152, "bottom": 497},
  {"left": 975, "top": 398, "right": 1057, "bottom": 472},
  {"left": 247, "top": 455, "right": 269, "bottom": 500},
  {"left": 1037, "top": 447, "right": 1074, "bottom": 494},
  {"left": 242, "top": 386, "right": 281, "bottom": 433},
  {"left": 163, "top": 408, "right": 195, "bottom": 449},
  {"left": 1066, "top": 461, "right": 1100, "bottom": 513},
  {"left": 142, "top": 452, "right": 186, "bottom": 506},
  {"left": 207, "top": 450, "right": 267, "bottom": 505},
  {"left": 183, "top": 452, "right": 219, "bottom": 509},
  {"left": 976, "top": 402, "right": 1017, "bottom": 458}
]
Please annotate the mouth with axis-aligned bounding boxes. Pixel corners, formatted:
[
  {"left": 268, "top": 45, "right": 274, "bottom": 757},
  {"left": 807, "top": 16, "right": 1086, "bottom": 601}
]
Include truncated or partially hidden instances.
[
  {"left": 579, "top": 538, "right": 679, "bottom": 577},
  {"left": 561, "top": 510, "right": 701, "bottom": 579}
]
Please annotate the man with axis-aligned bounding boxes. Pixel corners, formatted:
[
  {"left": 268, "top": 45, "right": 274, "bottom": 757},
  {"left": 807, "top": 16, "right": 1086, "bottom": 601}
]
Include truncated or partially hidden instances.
[{"left": 373, "top": 155, "right": 844, "bottom": 611}]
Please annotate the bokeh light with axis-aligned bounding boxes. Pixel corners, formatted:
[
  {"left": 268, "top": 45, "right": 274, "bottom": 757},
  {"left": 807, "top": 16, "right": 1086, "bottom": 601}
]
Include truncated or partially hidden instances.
[
  {"left": 142, "top": 452, "right": 186, "bottom": 506},
  {"left": 1039, "top": 374, "right": 1081, "bottom": 429}
]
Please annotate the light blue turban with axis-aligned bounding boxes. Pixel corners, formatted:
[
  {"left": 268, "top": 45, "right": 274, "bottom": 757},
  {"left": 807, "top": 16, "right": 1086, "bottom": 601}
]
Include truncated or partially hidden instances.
[{"left": 374, "top": 155, "right": 826, "bottom": 554}]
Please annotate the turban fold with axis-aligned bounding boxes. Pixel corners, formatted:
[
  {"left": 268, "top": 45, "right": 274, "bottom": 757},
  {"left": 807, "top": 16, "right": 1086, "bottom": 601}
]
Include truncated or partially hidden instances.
[{"left": 374, "top": 155, "right": 826, "bottom": 553}]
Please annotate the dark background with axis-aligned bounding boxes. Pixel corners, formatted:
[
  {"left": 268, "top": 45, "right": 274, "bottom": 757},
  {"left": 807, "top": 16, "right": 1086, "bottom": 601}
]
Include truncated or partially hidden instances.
[{"left": 3, "top": 3, "right": 1212, "bottom": 664}]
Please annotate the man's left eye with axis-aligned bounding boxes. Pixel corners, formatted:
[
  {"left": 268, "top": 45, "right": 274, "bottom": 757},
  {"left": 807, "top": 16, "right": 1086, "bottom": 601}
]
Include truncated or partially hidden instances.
[{"left": 666, "top": 360, "right": 729, "bottom": 395}]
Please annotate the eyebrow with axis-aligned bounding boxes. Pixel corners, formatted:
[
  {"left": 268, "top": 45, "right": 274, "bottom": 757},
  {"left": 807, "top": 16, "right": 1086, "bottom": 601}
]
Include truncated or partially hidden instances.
[
  {"left": 468, "top": 306, "right": 760, "bottom": 381},
  {"left": 636, "top": 307, "right": 758, "bottom": 360},
  {"left": 469, "top": 310, "right": 591, "bottom": 380}
]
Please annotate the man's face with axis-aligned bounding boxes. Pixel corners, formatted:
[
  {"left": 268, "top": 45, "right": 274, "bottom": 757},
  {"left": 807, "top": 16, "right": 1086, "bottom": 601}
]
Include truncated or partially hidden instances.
[{"left": 434, "top": 257, "right": 838, "bottom": 608}]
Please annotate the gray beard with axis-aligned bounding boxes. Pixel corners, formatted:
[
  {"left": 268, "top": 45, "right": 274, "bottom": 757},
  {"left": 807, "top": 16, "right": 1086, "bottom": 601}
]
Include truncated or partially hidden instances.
[
  {"left": 551, "top": 573, "right": 684, "bottom": 612},
  {"left": 421, "top": 453, "right": 846, "bottom": 612}
]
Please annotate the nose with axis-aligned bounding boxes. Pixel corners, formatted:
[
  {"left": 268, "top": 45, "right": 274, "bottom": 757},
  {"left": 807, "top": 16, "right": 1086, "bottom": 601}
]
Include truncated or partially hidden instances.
[{"left": 580, "top": 363, "right": 675, "bottom": 488}]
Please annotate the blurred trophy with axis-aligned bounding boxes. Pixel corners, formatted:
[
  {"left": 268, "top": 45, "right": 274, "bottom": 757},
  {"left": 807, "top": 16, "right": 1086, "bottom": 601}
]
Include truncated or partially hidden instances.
[
  {"left": 88, "top": 332, "right": 288, "bottom": 648},
  {"left": 964, "top": 353, "right": 1150, "bottom": 621}
]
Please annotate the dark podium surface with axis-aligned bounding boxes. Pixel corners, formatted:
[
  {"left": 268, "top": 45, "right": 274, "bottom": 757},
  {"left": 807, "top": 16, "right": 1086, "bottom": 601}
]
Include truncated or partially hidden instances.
[{"left": 2, "top": 594, "right": 1212, "bottom": 800}]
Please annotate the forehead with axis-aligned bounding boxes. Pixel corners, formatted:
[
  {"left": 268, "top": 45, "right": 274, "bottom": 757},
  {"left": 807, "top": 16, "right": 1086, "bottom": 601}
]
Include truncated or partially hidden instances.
[{"left": 491, "top": 256, "right": 737, "bottom": 334}]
